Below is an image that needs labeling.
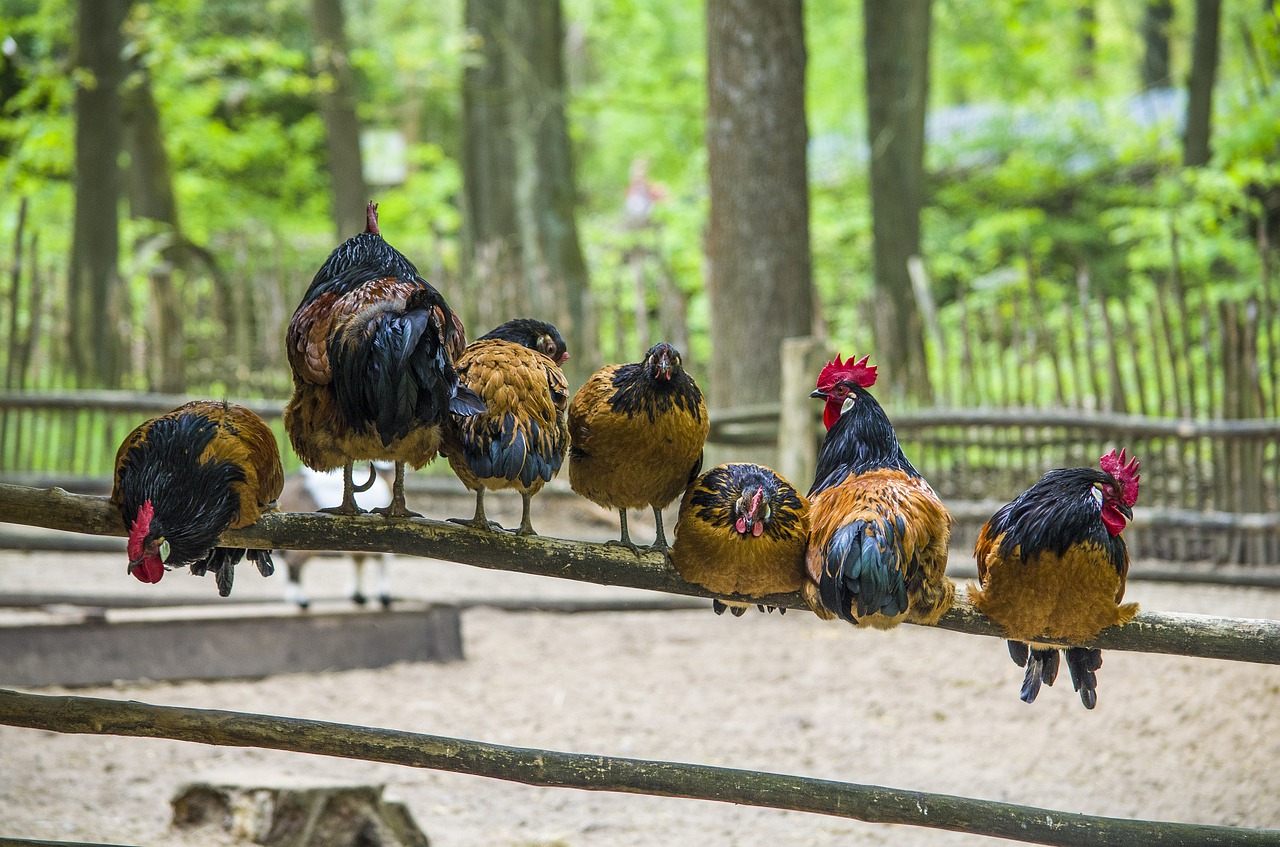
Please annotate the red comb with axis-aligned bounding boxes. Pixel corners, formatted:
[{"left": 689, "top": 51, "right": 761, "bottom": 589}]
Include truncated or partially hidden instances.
[
  {"left": 816, "top": 354, "right": 878, "bottom": 390},
  {"left": 1100, "top": 448, "right": 1140, "bottom": 507}
]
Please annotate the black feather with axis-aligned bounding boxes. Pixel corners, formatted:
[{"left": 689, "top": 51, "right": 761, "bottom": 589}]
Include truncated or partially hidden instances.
[
  {"left": 809, "top": 384, "right": 920, "bottom": 497},
  {"left": 1065, "top": 646, "right": 1104, "bottom": 709},
  {"left": 819, "top": 520, "right": 909, "bottom": 624},
  {"left": 1019, "top": 648, "right": 1060, "bottom": 704}
]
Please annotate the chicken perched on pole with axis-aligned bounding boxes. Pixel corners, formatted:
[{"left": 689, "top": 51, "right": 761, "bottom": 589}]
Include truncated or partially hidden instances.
[
  {"left": 670, "top": 462, "right": 809, "bottom": 616},
  {"left": 568, "top": 342, "right": 708, "bottom": 554},
  {"left": 441, "top": 318, "right": 571, "bottom": 536},
  {"left": 111, "top": 400, "right": 284, "bottom": 597},
  {"left": 284, "top": 202, "right": 483, "bottom": 518},
  {"left": 802, "top": 355, "right": 954, "bottom": 627},
  {"left": 969, "top": 449, "right": 1142, "bottom": 709}
]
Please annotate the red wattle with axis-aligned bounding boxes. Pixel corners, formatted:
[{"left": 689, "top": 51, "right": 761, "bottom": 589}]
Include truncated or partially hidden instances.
[
  {"left": 823, "top": 402, "right": 839, "bottom": 430},
  {"left": 133, "top": 555, "right": 166, "bottom": 584},
  {"left": 1101, "top": 503, "right": 1128, "bottom": 536},
  {"left": 751, "top": 522, "right": 764, "bottom": 537},
  {"left": 735, "top": 517, "right": 748, "bottom": 535}
]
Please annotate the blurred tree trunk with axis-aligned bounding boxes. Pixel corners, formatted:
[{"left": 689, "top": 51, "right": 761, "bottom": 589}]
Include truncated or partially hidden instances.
[
  {"left": 705, "top": 0, "right": 814, "bottom": 411},
  {"left": 461, "top": 0, "right": 523, "bottom": 342},
  {"left": 68, "top": 0, "right": 130, "bottom": 387},
  {"left": 1076, "top": 2, "right": 1097, "bottom": 80},
  {"left": 310, "top": 0, "right": 369, "bottom": 239},
  {"left": 508, "top": 0, "right": 595, "bottom": 386},
  {"left": 1141, "top": 0, "right": 1174, "bottom": 89},
  {"left": 864, "top": 0, "right": 931, "bottom": 397},
  {"left": 1183, "top": 0, "right": 1222, "bottom": 167},
  {"left": 122, "top": 55, "right": 186, "bottom": 393}
]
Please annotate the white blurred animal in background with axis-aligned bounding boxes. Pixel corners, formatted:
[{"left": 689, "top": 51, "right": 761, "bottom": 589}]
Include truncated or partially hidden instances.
[{"left": 279, "top": 464, "right": 394, "bottom": 609}]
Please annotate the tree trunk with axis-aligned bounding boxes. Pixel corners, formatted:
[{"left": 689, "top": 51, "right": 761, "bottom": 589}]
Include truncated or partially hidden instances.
[
  {"left": 122, "top": 54, "right": 186, "bottom": 393},
  {"left": 1183, "top": 0, "right": 1222, "bottom": 167},
  {"left": 1141, "top": 0, "right": 1174, "bottom": 89},
  {"left": 705, "top": 0, "right": 814, "bottom": 411},
  {"left": 863, "top": 0, "right": 931, "bottom": 397},
  {"left": 507, "top": 0, "right": 596, "bottom": 387},
  {"left": 461, "top": 0, "right": 524, "bottom": 341},
  {"left": 310, "top": 0, "right": 369, "bottom": 240},
  {"left": 68, "top": 0, "right": 130, "bottom": 387}
]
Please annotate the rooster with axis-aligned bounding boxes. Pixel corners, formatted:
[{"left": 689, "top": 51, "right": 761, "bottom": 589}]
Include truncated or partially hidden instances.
[
  {"left": 969, "top": 449, "right": 1141, "bottom": 709},
  {"left": 802, "top": 355, "right": 954, "bottom": 627},
  {"left": 441, "top": 318, "right": 571, "bottom": 535},
  {"left": 110, "top": 400, "right": 283, "bottom": 597},
  {"left": 671, "top": 463, "right": 809, "bottom": 616},
  {"left": 568, "top": 342, "right": 708, "bottom": 554},
  {"left": 284, "top": 202, "right": 483, "bottom": 518}
]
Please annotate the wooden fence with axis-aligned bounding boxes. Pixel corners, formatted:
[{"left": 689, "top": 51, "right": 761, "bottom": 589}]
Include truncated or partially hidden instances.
[
  {"left": 1, "top": 481, "right": 1279, "bottom": 845},
  {"left": 4, "top": 390, "right": 1280, "bottom": 563}
]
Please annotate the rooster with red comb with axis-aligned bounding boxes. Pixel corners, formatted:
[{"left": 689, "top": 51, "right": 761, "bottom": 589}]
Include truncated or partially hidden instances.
[
  {"left": 969, "top": 449, "right": 1142, "bottom": 709},
  {"left": 802, "top": 354, "right": 955, "bottom": 627}
]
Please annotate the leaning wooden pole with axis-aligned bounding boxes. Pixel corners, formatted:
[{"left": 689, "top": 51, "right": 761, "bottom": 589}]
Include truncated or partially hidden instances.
[
  {"left": 2, "top": 483, "right": 1279, "bottom": 664},
  {"left": 0, "top": 689, "right": 1273, "bottom": 847}
]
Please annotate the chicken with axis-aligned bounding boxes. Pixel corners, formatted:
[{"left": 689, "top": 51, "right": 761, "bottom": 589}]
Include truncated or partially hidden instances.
[
  {"left": 802, "top": 355, "right": 954, "bottom": 627},
  {"left": 284, "top": 202, "right": 483, "bottom": 518},
  {"left": 278, "top": 464, "right": 395, "bottom": 610},
  {"left": 968, "top": 449, "right": 1141, "bottom": 709},
  {"left": 110, "top": 400, "right": 284, "bottom": 597},
  {"left": 670, "top": 463, "right": 809, "bottom": 616},
  {"left": 568, "top": 342, "right": 708, "bottom": 554},
  {"left": 441, "top": 318, "right": 571, "bottom": 536}
]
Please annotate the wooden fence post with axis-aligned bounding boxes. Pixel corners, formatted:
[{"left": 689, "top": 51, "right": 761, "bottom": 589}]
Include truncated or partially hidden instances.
[{"left": 777, "top": 336, "right": 828, "bottom": 487}]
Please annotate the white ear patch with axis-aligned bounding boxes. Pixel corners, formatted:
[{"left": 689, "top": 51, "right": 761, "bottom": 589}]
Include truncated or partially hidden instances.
[
  {"left": 1090, "top": 487, "right": 1104, "bottom": 506},
  {"left": 841, "top": 397, "right": 855, "bottom": 415}
]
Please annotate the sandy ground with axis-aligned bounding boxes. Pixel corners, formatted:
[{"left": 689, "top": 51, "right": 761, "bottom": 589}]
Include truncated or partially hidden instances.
[{"left": 2, "top": 490, "right": 1280, "bottom": 847}]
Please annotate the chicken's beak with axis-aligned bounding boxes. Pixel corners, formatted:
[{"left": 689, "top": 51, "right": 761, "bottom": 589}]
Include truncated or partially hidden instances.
[
  {"left": 559, "top": 351, "right": 571, "bottom": 365},
  {"left": 809, "top": 388, "right": 827, "bottom": 399},
  {"left": 1119, "top": 502, "right": 1134, "bottom": 520},
  {"left": 127, "top": 557, "right": 143, "bottom": 575}
]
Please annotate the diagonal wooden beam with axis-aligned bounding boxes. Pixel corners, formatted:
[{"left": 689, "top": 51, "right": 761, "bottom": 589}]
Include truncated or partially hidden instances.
[
  {"left": 0, "top": 688, "right": 1274, "bottom": 847},
  {"left": 1, "top": 482, "right": 1278, "bottom": 664}
]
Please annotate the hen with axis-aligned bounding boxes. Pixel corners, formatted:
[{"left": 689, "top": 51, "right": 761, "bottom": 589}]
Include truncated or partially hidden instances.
[
  {"left": 441, "top": 318, "right": 571, "bottom": 535},
  {"left": 284, "top": 202, "right": 482, "bottom": 518},
  {"left": 568, "top": 342, "right": 708, "bottom": 554},
  {"left": 110, "top": 400, "right": 283, "bottom": 597},
  {"left": 671, "top": 462, "right": 809, "bottom": 616},
  {"left": 969, "top": 449, "right": 1141, "bottom": 709},
  {"left": 802, "top": 355, "right": 954, "bottom": 627}
]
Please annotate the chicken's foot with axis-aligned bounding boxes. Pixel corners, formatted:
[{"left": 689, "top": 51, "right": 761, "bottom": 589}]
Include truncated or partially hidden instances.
[
  {"left": 604, "top": 509, "right": 642, "bottom": 556},
  {"left": 449, "top": 489, "right": 506, "bottom": 532},
  {"left": 372, "top": 461, "right": 422, "bottom": 519},
  {"left": 317, "top": 462, "right": 368, "bottom": 516}
]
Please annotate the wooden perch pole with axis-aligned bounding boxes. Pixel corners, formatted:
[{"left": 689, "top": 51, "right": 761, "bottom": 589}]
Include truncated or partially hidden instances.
[
  {"left": 2, "top": 482, "right": 1278, "bottom": 664},
  {"left": 0, "top": 689, "right": 1274, "bottom": 847}
]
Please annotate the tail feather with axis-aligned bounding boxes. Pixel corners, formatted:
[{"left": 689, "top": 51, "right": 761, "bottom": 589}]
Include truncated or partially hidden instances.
[
  {"left": 1065, "top": 647, "right": 1104, "bottom": 710},
  {"left": 819, "top": 520, "right": 909, "bottom": 624},
  {"left": 1018, "top": 647, "right": 1060, "bottom": 704},
  {"left": 450, "top": 384, "right": 486, "bottom": 416}
]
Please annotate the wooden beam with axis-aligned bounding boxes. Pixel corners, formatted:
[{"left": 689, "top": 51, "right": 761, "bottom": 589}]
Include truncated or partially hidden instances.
[
  {"left": 0, "top": 689, "right": 1273, "bottom": 847},
  {"left": 2, "top": 483, "right": 1278, "bottom": 664}
]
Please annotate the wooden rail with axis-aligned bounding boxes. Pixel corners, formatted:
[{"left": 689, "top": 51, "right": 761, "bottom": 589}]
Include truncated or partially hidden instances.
[
  {"left": 3, "top": 483, "right": 1278, "bottom": 664},
  {"left": 0, "top": 689, "right": 1274, "bottom": 847}
]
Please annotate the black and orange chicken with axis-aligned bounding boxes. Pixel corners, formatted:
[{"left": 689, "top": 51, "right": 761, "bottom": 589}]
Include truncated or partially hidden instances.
[
  {"left": 568, "top": 342, "right": 708, "bottom": 554},
  {"left": 802, "top": 355, "right": 954, "bottom": 627},
  {"left": 284, "top": 202, "right": 482, "bottom": 518},
  {"left": 969, "top": 449, "right": 1142, "bottom": 709},
  {"left": 110, "top": 400, "right": 284, "bottom": 597},
  {"left": 441, "top": 318, "right": 571, "bottom": 535},
  {"left": 671, "top": 463, "right": 809, "bottom": 616}
]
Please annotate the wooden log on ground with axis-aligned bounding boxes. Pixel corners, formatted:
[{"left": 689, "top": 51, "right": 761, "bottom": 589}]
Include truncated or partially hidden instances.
[
  {"left": 171, "top": 772, "right": 428, "bottom": 847},
  {"left": 1, "top": 483, "right": 1278, "bottom": 665},
  {"left": 0, "top": 689, "right": 1273, "bottom": 847}
]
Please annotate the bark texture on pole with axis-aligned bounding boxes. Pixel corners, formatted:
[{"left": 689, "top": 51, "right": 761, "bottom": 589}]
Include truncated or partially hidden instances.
[
  {"left": 1183, "top": 0, "right": 1222, "bottom": 167},
  {"left": 863, "top": 0, "right": 932, "bottom": 397},
  {"left": 0, "top": 690, "right": 1274, "bottom": 847},
  {"left": 705, "top": 0, "right": 814, "bottom": 411},
  {"left": 1, "top": 483, "right": 1278, "bottom": 665},
  {"left": 310, "top": 0, "right": 370, "bottom": 239},
  {"left": 68, "top": 0, "right": 130, "bottom": 387}
]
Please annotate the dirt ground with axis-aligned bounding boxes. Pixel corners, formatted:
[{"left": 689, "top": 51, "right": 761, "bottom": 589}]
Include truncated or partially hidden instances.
[{"left": 2, "top": 489, "right": 1280, "bottom": 847}]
